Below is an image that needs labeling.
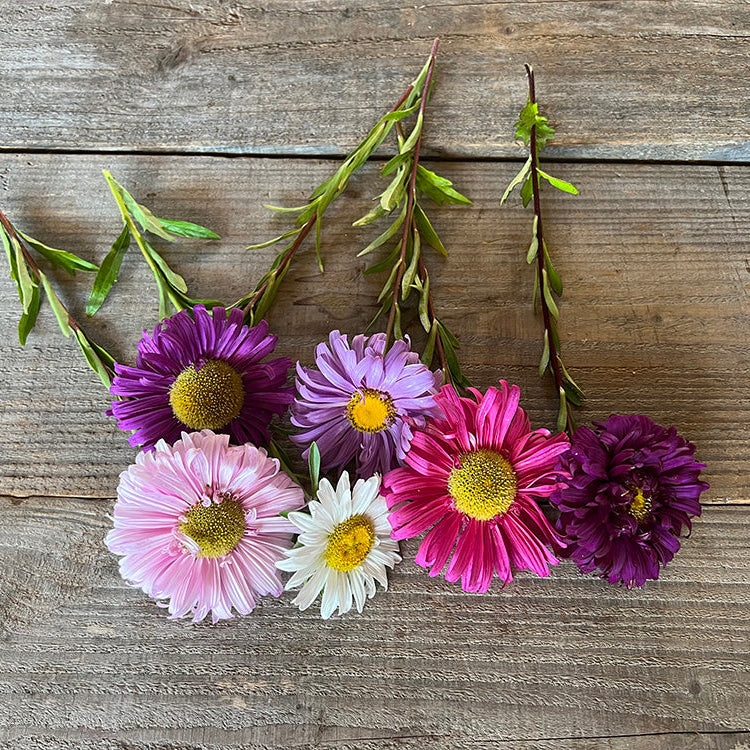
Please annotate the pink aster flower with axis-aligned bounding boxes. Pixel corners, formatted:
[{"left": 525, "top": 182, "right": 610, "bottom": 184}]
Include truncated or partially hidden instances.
[
  {"left": 105, "top": 430, "right": 304, "bottom": 623},
  {"left": 383, "top": 381, "right": 570, "bottom": 592}
]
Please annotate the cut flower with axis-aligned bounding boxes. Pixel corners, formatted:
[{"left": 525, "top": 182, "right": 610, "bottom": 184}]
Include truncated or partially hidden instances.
[
  {"left": 383, "top": 381, "right": 570, "bottom": 592},
  {"left": 277, "top": 472, "right": 401, "bottom": 618},
  {"left": 290, "top": 330, "right": 441, "bottom": 478},
  {"left": 105, "top": 430, "right": 304, "bottom": 623},
  {"left": 109, "top": 305, "right": 292, "bottom": 449},
  {"left": 550, "top": 414, "right": 709, "bottom": 588}
]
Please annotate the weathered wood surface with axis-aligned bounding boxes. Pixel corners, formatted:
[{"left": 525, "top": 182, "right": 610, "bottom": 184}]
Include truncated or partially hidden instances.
[
  {"left": 0, "top": 155, "right": 747, "bottom": 503},
  {"left": 2, "top": 0, "right": 749, "bottom": 161},
  {"left": 0, "top": 494, "right": 748, "bottom": 748}
]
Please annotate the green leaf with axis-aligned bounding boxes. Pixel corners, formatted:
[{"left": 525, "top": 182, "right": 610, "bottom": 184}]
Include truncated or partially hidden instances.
[
  {"left": 378, "top": 260, "right": 401, "bottom": 303},
  {"left": 13, "top": 240, "right": 36, "bottom": 313},
  {"left": 537, "top": 170, "right": 579, "bottom": 195},
  {"left": 539, "top": 330, "right": 550, "bottom": 377},
  {"left": 308, "top": 442, "right": 321, "bottom": 498},
  {"left": 263, "top": 203, "right": 311, "bottom": 215},
  {"left": 358, "top": 204, "right": 406, "bottom": 257},
  {"left": 380, "top": 151, "right": 411, "bottom": 177},
  {"left": 365, "top": 292, "right": 392, "bottom": 334},
  {"left": 314, "top": 211, "right": 324, "bottom": 273},
  {"left": 39, "top": 272, "right": 70, "bottom": 337},
  {"left": 563, "top": 379, "right": 584, "bottom": 407},
  {"left": 544, "top": 242, "right": 563, "bottom": 296},
  {"left": 103, "top": 172, "right": 174, "bottom": 241},
  {"left": 380, "top": 171, "right": 406, "bottom": 212},
  {"left": 418, "top": 270, "right": 430, "bottom": 331},
  {"left": 393, "top": 300, "right": 403, "bottom": 340},
  {"left": 542, "top": 269, "right": 559, "bottom": 319},
  {"left": 401, "top": 229, "right": 420, "bottom": 301},
  {"left": 500, "top": 157, "right": 532, "bottom": 205},
  {"left": 246, "top": 226, "right": 302, "bottom": 251},
  {"left": 515, "top": 100, "right": 556, "bottom": 153},
  {"left": 74, "top": 329, "right": 112, "bottom": 387},
  {"left": 268, "top": 438, "right": 303, "bottom": 487},
  {"left": 421, "top": 319, "right": 438, "bottom": 366},
  {"left": 413, "top": 203, "right": 447, "bottom": 257},
  {"left": 363, "top": 245, "right": 399, "bottom": 276},
  {"left": 87, "top": 225, "right": 131, "bottom": 316},
  {"left": 555, "top": 387, "right": 568, "bottom": 433},
  {"left": 379, "top": 100, "right": 421, "bottom": 123},
  {"left": 526, "top": 216, "right": 539, "bottom": 264},
  {"left": 439, "top": 324, "right": 471, "bottom": 389},
  {"left": 144, "top": 241, "right": 188, "bottom": 293},
  {"left": 19, "top": 232, "right": 99, "bottom": 275},
  {"left": 18, "top": 282, "right": 41, "bottom": 345},
  {"left": 560, "top": 361, "right": 585, "bottom": 403},
  {"left": 353, "top": 203, "right": 387, "bottom": 227},
  {"left": 416, "top": 166, "right": 472, "bottom": 206},
  {"left": 157, "top": 279, "right": 171, "bottom": 320},
  {"left": 156, "top": 218, "right": 221, "bottom": 240},
  {"left": 520, "top": 173, "right": 533, "bottom": 208},
  {"left": 400, "top": 110, "right": 423, "bottom": 153}
]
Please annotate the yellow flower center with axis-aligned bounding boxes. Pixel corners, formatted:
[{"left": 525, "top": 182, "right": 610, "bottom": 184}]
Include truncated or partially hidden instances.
[
  {"left": 346, "top": 389, "right": 395, "bottom": 433},
  {"left": 169, "top": 358, "right": 245, "bottom": 430},
  {"left": 324, "top": 515, "right": 375, "bottom": 572},
  {"left": 179, "top": 497, "right": 246, "bottom": 558},
  {"left": 629, "top": 488, "right": 652, "bottom": 522},
  {"left": 448, "top": 449, "right": 518, "bottom": 521}
]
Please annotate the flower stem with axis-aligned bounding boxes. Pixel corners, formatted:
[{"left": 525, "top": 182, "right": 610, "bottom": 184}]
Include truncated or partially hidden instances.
[
  {"left": 384, "top": 37, "right": 439, "bottom": 346},
  {"left": 525, "top": 64, "right": 574, "bottom": 435}
]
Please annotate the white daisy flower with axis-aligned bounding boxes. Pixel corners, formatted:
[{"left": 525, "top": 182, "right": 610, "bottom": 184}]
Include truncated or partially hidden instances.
[{"left": 276, "top": 472, "right": 401, "bottom": 619}]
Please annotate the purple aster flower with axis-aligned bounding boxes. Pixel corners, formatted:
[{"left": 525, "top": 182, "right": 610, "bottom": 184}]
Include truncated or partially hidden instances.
[
  {"left": 109, "top": 306, "right": 292, "bottom": 449},
  {"left": 290, "top": 330, "right": 442, "bottom": 478},
  {"left": 550, "top": 414, "right": 709, "bottom": 588}
]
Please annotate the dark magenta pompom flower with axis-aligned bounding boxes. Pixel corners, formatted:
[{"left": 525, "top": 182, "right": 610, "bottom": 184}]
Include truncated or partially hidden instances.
[{"left": 550, "top": 414, "right": 709, "bottom": 588}]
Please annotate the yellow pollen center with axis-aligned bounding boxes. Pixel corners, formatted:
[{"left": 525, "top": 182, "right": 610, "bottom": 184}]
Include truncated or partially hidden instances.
[
  {"left": 629, "top": 488, "right": 652, "bottom": 522},
  {"left": 169, "top": 358, "right": 245, "bottom": 430},
  {"left": 179, "top": 497, "right": 246, "bottom": 558},
  {"left": 324, "top": 515, "right": 375, "bottom": 572},
  {"left": 448, "top": 449, "right": 518, "bottom": 521},
  {"left": 346, "top": 389, "right": 394, "bottom": 433}
]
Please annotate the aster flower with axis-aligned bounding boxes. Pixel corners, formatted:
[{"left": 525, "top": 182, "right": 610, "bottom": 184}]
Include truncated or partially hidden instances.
[
  {"left": 290, "top": 330, "right": 442, "bottom": 478},
  {"left": 277, "top": 472, "right": 401, "bottom": 618},
  {"left": 109, "top": 305, "right": 292, "bottom": 449},
  {"left": 550, "top": 414, "right": 709, "bottom": 588},
  {"left": 105, "top": 430, "right": 305, "bottom": 623},
  {"left": 383, "top": 380, "right": 570, "bottom": 593}
]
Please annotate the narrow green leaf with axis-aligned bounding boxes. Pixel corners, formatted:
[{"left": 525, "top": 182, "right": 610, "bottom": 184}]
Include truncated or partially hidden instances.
[
  {"left": 563, "top": 380, "right": 584, "bottom": 407},
  {"left": 144, "top": 242, "right": 188, "bottom": 293},
  {"left": 537, "top": 169, "right": 579, "bottom": 195},
  {"left": 500, "top": 157, "right": 532, "bottom": 205},
  {"left": 122, "top": 192, "right": 174, "bottom": 241},
  {"left": 413, "top": 203, "right": 447, "bottom": 256},
  {"left": 393, "top": 301, "right": 403, "bottom": 340},
  {"left": 380, "top": 100, "right": 421, "bottom": 123},
  {"left": 544, "top": 242, "right": 563, "bottom": 296},
  {"left": 560, "top": 361, "right": 585, "bottom": 402},
  {"left": 380, "top": 171, "right": 406, "bottom": 212},
  {"left": 555, "top": 387, "right": 568, "bottom": 433},
  {"left": 526, "top": 216, "right": 539, "bottom": 264},
  {"left": 246, "top": 226, "right": 302, "bottom": 251},
  {"left": 532, "top": 268, "right": 539, "bottom": 310},
  {"left": 19, "top": 232, "right": 99, "bottom": 275},
  {"left": 39, "top": 272, "right": 71, "bottom": 337},
  {"left": 539, "top": 329, "right": 550, "bottom": 377},
  {"left": 158, "top": 279, "right": 171, "bottom": 320},
  {"left": 418, "top": 269, "right": 431, "bottom": 331},
  {"left": 378, "top": 260, "right": 401, "bottom": 303},
  {"left": 353, "top": 203, "right": 387, "bottom": 227},
  {"left": 400, "top": 110, "right": 423, "bottom": 153},
  {"left": 263, "top": 203, "right": 311, "bottom": 215},
  {"left": 14, "top": 240, "right": 36, "bottom": 313},
  {"left": 156, "top": 218, "right": 221, "bottom": 240},
  {"left": 87, "top": 225, "right": 130, "bottom": 316},
  {"left": 74, "top": 329, "right": 112, "bottom": 387},
  {"left": 421, "top": 319, "right": 438, "bottom": 366},
  {"left": 18, "top": 282, "right": 41, "bottom": 345},
  {"left": 380, "top": 151, "right": 411, "bottom": 177},
  {"left": 542, "top": 269, "right": 560, "bottom": 319},
  {"left": 416, "top": 166, "right": 472, "bottom": 206},
  {"left": 401, "top": 229, "right": 420, "bottom": 301},
  {"left": 365, "top": 292, "right": 392, "bottom": 334},
  {"left": 363, "top": 244, "right": 400, "bottom": 276},
  {"left": 358, "top": 204, "right": 406, "bottom": 257},
  {"left": 308, "top": 442, "right": 321, "bottom": 498},
  {"left": 520, "top": 174, "right": 533, "bottom": 208},
  {"left": 268, "top": 438, "right": 303, "bottom": 488}
]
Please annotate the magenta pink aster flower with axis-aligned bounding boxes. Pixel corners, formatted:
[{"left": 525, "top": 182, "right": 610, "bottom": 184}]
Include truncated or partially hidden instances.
[
  {"left": 109, "top": 305, "right": 292, "bottom": 449},
  {"left": 105, "top": 430, "right": 304, "bottom": 623},
  {"left": 290, "top": 330, "right": 442, "bottom": 478},
  {"left": 550, "top": 414, "right": 709, "bottom": 588},
  {"left": 383, "top": 381, "right": 570, "bottom": 592}
]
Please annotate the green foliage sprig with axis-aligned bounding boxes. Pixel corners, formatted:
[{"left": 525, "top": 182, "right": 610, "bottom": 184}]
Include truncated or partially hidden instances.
[
  {"left": 0, "top": 207, "right": 115, "bottom": 386},
  {"left": 97, "top": 171, "right": 222, "bottom": 320},
  {"left": 502, "top": 65, "right": 584, "bottom": 433},
  {"left": 233, "top": 40, "right": 447, "bottom": 327},
  {"left": 354, "top": 38, "right": 472, "bottom": 388}
]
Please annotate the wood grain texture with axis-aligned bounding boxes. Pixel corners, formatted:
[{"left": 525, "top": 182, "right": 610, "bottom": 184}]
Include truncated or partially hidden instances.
[
  {"left": 1, "top": 0, "right": 749, "bottom": 160},
  {"left": 0, "top": 154, "right": 747, "bottom": 502},
  {"left": 0, "top": 494, "right": 748, "bottom": 748}
]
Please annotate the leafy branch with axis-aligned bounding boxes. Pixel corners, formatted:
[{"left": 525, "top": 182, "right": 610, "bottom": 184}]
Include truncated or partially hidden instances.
[
  {"left": 234, "top": 40, "right": 444, "bottom": 326},
  {"left": 354, "top": 38, "right": 472, "bottom": 388},
  {"left": 0, "top": 207, "right": 115, "bottom": 386},
  {"left": 501, "top": 64, "right": 584, "bottom": 433},
  {"left": 96, "top": 171, "right": 222, "bottom": 320}
]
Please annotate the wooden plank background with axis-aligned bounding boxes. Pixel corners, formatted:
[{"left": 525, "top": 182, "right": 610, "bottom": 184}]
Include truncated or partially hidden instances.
[{"left": 1, "top": 1, "right": 749, "bottom": 748}]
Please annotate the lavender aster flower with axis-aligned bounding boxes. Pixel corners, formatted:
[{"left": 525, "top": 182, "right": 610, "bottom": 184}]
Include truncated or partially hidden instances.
[
  {"left": 291, "top": 330, "right": 442, "bottom": 478},
  {"left": 109, "top": 306, "right": 292, "bottom": 449},
  {"left": 551, "top": 414, "right": 709, "bottom": 588}
]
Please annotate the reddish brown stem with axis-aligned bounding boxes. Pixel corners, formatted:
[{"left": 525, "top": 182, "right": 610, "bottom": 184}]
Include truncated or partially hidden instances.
[
  {"left": 525, "top": 64, "right": 573, "bottom": 435},
  {"left": 385, "top": 37, "right": 440, "bottom": 345}
]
